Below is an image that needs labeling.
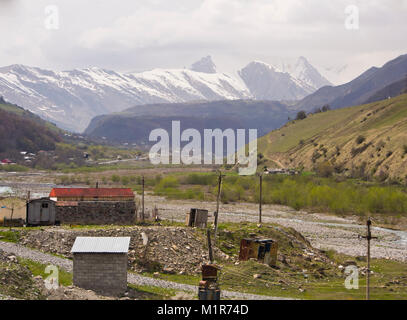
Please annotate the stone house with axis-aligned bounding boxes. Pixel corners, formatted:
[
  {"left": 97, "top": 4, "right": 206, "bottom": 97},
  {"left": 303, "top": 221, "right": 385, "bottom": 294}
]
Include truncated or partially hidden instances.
[
  {"left": 49, "top": 188, "right": 136, "bottom": 225},
  {"left": 71, "top": 237, "right": 130, "bottom": 296}
]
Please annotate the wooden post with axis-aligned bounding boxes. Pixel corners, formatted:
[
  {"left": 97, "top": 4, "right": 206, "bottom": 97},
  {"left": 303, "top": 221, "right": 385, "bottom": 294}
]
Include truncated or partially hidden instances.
[
  {"left": 207, "top": 229, "right": 214, "bottom": 264},
  {"left": 9, "top": 204, "right": 14, "bottom": 230},
  {"left": 259, "top": 174, "right": 263, "bottom": 225},
  {"left": 214, "top": 172, "right": 223, "bottom": 241},
  {"left": 361, "top": 218, "right": 377, "bottom": 300},
  {"left": 366, "top": 218, "right": 372, "bottom": 301},
  {"left": 141, "top": 176, "right": 145, "bottom": 221}
]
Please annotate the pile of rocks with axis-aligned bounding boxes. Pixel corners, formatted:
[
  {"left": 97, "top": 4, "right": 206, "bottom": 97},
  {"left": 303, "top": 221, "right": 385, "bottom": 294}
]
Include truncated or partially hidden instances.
[
  {"left": 0, "top": 249, "right": 44, "bottom": 299},
  {"left": 19, "top": 226, "right": 228, "bottom": 275}
]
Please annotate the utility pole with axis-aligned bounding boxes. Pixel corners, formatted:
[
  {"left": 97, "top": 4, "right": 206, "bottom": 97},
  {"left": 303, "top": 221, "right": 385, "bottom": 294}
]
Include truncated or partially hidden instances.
[
  {"left": 361, "top": 218, "right": 377, "bottom": 300},
  {"left": 141, "top": 176, "right": 145, "bottom": 221},
  {"left": 213, "top": 172, "right": 224, "bottom": 242},
  {"left": 259, "top": 174, "right": 263, "bottom": 225}
]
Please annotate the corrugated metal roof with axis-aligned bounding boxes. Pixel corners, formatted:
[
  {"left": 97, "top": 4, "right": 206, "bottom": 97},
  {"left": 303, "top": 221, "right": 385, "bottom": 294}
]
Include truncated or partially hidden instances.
[
  {"left": 50, "top": 188, "right": 134, "bottom": 198},
  {"left": 71, "top": 237, "right": 130, "bottom": 253}
]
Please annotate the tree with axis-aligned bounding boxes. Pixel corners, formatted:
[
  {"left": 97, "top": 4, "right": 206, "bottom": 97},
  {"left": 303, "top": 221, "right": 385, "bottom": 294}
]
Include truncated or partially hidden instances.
[
  {"left": 322, "top": 104, "right": 331, "bottom": 112},
  {"left": 296, "top": 111, "right": 307, "bottom": 120}
]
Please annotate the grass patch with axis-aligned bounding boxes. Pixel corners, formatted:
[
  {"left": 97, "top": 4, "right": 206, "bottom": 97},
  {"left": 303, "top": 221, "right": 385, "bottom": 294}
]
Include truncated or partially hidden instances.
[
  {"left": 0, "top": 230, "right": 20, "bottom": 243},
  {"left": 18, "top": 258, "right": 73, "bottom": 286},
  {"left": 127, "top": 283, "right": 179, "bottom": 300}
]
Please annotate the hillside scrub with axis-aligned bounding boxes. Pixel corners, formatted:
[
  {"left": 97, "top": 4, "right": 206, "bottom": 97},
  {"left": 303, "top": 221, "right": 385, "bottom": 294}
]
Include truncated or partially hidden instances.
[{"left": 148, "top": 172, "right": 407, "bottom": 216}]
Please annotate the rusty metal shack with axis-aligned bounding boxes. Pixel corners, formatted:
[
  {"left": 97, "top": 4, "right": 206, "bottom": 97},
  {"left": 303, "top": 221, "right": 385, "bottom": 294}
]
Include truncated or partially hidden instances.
[
  {"left": 239, "top": 238, "right": 278, "bottom": 267},
  {"left": 186, "top": 209, "right": 208, "bottom": 228},
  {"left": 199, "top": 264, "right": 221, "bottom": 300}
]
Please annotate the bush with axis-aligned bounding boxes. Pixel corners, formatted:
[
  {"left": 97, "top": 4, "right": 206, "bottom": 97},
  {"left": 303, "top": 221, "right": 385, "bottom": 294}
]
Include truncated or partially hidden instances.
[
  {"left": 0, "top": 164, "right": 29, "bottom": 172},
  {"left": 183, "top": 174, "right": 217, "bottom": 186},
  {"left": 315, "top": 162, "right": 334, "bottom": 178},
  {"left": 121, "top": 176, "right": 129, "bottom": 185},
  {"left": 111, "top": 175, "right": 120, "bottom": 183},
  {"left": 296, "top": 111, "right": 307, "bottom": 120},
  {"left": 155, "top": 176, "right": 179, "bottom": 190},
  {"left": 356, "top": 135, "right": 366, "bottom": 145}
]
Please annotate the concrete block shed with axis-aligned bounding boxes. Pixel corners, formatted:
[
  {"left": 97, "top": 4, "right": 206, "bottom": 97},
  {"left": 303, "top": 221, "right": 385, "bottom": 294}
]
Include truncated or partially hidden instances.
[{"left": 71, "top": 237, "right": 130, "bottom": 296}]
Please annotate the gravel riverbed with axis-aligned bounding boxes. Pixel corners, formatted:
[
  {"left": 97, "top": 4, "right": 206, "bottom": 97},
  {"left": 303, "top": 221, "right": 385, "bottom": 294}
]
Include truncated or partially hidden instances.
[{"left": 145, "top": 195, "right": 407, "bottom": 262}]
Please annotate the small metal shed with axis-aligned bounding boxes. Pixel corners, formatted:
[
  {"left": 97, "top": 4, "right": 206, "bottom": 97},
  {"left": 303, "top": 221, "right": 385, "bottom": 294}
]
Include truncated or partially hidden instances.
[
  {"left": 239, "top": 238, "right": 278, "bottom": 267},
  {"left": 71, "top": 237, "right": 130, "bottom": 296},
  {"left": 186, "top": 208, "right": 208, "bottom": 228},
  {"left": 26, "top": 198, "right": 57, "bottom": 226}
]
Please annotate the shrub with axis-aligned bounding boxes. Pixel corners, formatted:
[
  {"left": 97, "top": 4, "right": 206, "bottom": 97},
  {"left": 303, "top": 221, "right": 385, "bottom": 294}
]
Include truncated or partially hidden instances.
[
  {"left": 351, "top": 143, "right": 371, "bottom": 157},
  {"left": 296, "top": 111, "right": 307, "bottom": 120},
  {"left": 183, "top": 173, "right": 217, "bottom": 186},
  {"left": 155, "top": 176, "right": 179, "bottom": 189},
  {"left": 315, "top": 162, "right": 334, "bottom": 178},
  {"left": 356, "top": 135, "right": 366, "bottom": 145},
  {"left": 121, "top": 176, "right": 129, "bottom": 185},
  {"left": 111, "top": 175, "right": 120, "bottom": 183},
  {"left": 322, "top": 105, "right": 331, "bottom": 112}
]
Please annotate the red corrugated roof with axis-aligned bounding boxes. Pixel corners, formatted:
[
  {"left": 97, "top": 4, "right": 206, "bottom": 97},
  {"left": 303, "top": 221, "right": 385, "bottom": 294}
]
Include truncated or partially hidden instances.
[{"left": 49, "top": 188, "right": 134, "bottom": 198}]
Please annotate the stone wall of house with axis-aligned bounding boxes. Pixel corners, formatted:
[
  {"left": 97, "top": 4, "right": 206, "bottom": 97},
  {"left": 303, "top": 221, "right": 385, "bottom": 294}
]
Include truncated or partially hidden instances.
[
  {"left": 56, "top": 201, "right": 136, "bottom": 225},
  {"left": 73, "top": 253, "right": 128, "bottom": 296}
]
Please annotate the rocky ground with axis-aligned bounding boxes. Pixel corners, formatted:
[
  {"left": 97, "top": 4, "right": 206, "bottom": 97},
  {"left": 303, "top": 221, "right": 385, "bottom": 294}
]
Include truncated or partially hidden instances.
[
  {"left": 17, "top": 226, "right": 228, "bottom": 275},
  {"left": 145, "top": 194, "right": 407, "bottom": 263},
  {"left": 0, "top": 249, "right": 111, "bottom": 300},
  {"left": 0, "top": 242, "right": 287, "bottom": 300}
]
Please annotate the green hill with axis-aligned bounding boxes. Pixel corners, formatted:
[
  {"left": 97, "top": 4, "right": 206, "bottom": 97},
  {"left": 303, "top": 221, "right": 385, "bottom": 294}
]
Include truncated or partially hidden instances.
[
  {"left": 258, "top": 94, "right": 407, "bottom": 181},
  {"left": 0, "top": 98, "right": 62, "bottom": 156}
]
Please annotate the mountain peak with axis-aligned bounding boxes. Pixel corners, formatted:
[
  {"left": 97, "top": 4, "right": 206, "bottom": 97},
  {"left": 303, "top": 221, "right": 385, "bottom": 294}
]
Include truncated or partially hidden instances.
[
  {"left": 190, "top": 56, "right": 217, "bottom": 74},
  {"left": 291, "top": 56, "right": 332, "bottom": 89}
]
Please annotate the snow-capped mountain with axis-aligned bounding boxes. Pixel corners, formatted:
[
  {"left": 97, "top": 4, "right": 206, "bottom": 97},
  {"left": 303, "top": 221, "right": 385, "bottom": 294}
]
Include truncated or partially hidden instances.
[
  {"left": 0, "top": 63, "right": 251, "bottom": 132},
  {"left": 279, "top": 57, "right": 332, "bottom": 90},
  {"left": 0, "top": 56, "right": 330, "bottom": 132},
  {"left": 238, "top": 61, "right": 315, "bottom": 101},
  {"left": 190, "top": 55, "right": 217, "bottom": 74},
  {"left": 319, "top": 64, "right": 350, "bottom": 86}
]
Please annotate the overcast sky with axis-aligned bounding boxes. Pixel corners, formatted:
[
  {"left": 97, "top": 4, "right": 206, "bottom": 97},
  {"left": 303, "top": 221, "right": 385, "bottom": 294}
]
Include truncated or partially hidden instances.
[{"left": 0, "top": 0, "right": 406, "bottom": 84}]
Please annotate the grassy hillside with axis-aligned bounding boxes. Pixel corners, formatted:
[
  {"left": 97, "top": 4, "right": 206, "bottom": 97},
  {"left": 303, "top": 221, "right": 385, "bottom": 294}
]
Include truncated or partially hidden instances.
[
  {"left": 258, "top": 94, "right": 407, "bottom": 181},
  {"left": 0, "top": 101, "right": 62, "bottom": 155},
  {"left": 0, "top": 97, "right": 60, "bottom": 133}
]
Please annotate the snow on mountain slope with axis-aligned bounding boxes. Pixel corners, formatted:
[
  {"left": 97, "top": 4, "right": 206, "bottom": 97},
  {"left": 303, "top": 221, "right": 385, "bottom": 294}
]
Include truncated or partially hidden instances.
[
  {"left": 0, "top": 64, "right": 251, "bottom": 132},
  {"left": 190, "top": 55, "right": 217, "bottom": 73},
  {"left": 281, "top": 57, "right": 332, "bottom": 90},
  {"left": 0, "top": 56, "right": 327, "bottom": 133},
  {"left": 238, "top": 61, "right": 314, "bottom": 101}
]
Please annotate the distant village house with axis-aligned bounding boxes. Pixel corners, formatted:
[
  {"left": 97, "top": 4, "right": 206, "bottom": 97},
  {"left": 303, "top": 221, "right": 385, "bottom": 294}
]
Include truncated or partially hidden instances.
[{"left": 27, "top": 188, "right": 136, "bottom": 226}]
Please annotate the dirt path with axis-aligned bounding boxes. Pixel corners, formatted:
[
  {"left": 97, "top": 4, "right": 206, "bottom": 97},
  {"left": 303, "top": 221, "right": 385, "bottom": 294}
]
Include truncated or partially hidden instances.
[
  {"left": 145, "top": 195, "right": 407, "bottom": 262},
  {"left": 0, "top": 241, "right": 290, "bottom": 300}
]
